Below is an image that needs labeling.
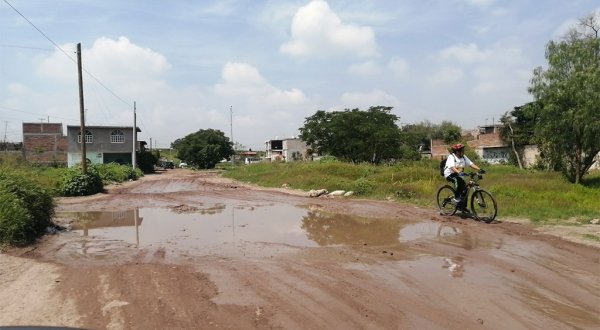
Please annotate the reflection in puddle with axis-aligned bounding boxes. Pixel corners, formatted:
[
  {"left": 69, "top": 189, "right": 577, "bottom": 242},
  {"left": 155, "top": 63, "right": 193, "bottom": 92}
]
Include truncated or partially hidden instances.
[
  {"left": 59, "top": 205, "right": 405, "bottom": 249},
  {"left": 399, "top": 222, "right": 461, "bottom": 242},
  {"left": 56, "top": 204, "right": 473, "bottom": 251}
]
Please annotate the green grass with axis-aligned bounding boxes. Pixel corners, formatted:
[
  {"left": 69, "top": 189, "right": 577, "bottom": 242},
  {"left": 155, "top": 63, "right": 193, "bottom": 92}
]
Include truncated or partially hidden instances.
[
  {"left": 583, "top": 234, "right": 600, "bottom": 242},
  {"left": 224, "top": 160, "right": 600, "bottom": 225}
]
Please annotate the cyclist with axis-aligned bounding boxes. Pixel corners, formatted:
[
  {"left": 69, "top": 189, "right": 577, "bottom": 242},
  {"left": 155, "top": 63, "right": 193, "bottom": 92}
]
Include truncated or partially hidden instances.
[{"left": 443, "top": 143, "right": 482, "bottom": 210}]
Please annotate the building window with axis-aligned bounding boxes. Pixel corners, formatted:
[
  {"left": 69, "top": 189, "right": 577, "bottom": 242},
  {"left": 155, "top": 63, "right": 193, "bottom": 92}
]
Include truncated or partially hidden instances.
[
  {"left": 77, "top": 130, "right": 93, "bottom": 143},
  {"left": 110, "top": 129, "right": 125, "bottom": 143}
]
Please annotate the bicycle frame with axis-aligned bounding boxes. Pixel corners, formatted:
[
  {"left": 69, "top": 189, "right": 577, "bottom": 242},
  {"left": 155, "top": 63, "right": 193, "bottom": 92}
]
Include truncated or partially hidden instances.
[{"left": 437, "top": 171, "right": 497, "bottom": 223}]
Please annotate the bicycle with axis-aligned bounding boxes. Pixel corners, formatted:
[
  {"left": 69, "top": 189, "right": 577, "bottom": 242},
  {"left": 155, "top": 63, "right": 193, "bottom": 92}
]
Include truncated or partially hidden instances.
[{"left": 436, "top": 171, "right": 498, "bottom": 223}]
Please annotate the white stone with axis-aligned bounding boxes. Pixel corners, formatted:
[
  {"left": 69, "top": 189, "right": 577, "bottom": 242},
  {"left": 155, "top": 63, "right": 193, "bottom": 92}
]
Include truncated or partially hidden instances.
[{"left": 308, "top": 189, "right": 328, "bottom": 197}]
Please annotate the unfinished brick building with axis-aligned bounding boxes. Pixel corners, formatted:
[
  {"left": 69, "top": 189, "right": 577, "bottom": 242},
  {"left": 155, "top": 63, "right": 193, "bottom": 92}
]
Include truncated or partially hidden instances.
[{"left": 22, "top": 123, "right": 68, "bottom": 166}]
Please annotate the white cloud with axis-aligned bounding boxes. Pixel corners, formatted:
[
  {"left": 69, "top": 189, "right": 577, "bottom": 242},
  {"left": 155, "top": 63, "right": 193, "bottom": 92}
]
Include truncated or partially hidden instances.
[
  {"left": 37, "top": 37, "right": 170, "bottom": 87},
  {"left": 439, "top": 43, "right": 489, "bottom": 63},
  {"left": 339, "top": 89, "right": 399, "bottom": 109},
  {"left": 7, "top": 83, "right": 29, "bottom": 95},
  {"left": 280, "top": 0, "right": 377, "bottom": 58},
  {"left": 388, "top": 57, "right": 409, "bottom": 76},
  {"left": 464, "top": 0, "right": 495, "bottom": 7},
  {"left": 347, "top": 60, "right": 381, "bottom": 76},
  {"left": 214, "top": 62, "right": 307, "bottom": 106},
  {"left": 430, "top": 67, "right": 464, "bottom": 84}
]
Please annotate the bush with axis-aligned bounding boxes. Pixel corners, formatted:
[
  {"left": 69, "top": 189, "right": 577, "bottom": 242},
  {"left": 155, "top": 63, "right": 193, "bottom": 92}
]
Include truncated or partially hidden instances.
[
  {"left": 353, "top": 177, "right": 375, "bottom": 195},
  {"left": 137, "top": 150, "right": 158, "bottom": 173},
  {"left": 93, "top": 163, "right": 142, "bottom": 183},
  {"left": 0, "top": 170, "right": 55, "bottom": 246},
  {"left": 60, "top": 167, "right": 104, "bottom": 196}
]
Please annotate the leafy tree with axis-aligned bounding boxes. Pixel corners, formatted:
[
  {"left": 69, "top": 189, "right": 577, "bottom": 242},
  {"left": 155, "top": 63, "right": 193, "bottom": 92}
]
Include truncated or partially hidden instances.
[
  {"left": 499, "top": 102, "right": 542, "bottom": 168},
  {"left": 529, "top": 13, "right": 600, "bottom": 183},
  {"left": 172, "top": 129, "right": 234, "bottom": 169},
  {"left": 431, "top": 121, "right": 462, "bottom": 144},
  {"left": 299, "top": 106, "right": 402, "bottom": 164},
  {"left": 136, "top": 150, "right": 159, "bottom": 173}
]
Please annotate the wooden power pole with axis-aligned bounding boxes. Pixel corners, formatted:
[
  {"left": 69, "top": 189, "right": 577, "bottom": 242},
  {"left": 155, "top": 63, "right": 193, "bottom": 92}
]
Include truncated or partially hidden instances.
[
  {"left": 77, "top": 43, "right": 87, "bottom": 174},
  {"left": 132, "top": 101, "right": 137, "bottom": 170}
]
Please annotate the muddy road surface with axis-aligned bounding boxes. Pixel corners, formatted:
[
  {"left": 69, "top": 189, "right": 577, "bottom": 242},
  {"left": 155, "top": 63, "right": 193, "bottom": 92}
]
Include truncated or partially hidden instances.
[{"left": 1, "top": 169, "right": 599, "bottom": 329}]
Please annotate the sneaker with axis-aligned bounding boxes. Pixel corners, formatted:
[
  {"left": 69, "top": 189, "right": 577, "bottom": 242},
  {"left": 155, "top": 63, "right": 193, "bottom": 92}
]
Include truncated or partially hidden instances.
[{"left": 451, "top": 197, "right": 461, "bottom": 204}]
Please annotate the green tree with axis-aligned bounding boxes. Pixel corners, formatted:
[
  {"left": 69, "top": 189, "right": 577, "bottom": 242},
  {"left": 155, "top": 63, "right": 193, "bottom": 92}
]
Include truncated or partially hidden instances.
[
  {"left": 172, "top": 129, "right": 234, "bottom": 169},
  {"left": 529, "top": 13, "right": 600, "bottom": 183},
  {"left": 431, "top": 121, "right": 462, "bottom": 144},
  {"left": 136, "top": 150, "right": 159, "bottom": 173},
  {"left": 499, "top": 102, "right": 542, "bottom": 168},
  {"left": 299, "top": 106, "right": 402, "bottom": 164}
]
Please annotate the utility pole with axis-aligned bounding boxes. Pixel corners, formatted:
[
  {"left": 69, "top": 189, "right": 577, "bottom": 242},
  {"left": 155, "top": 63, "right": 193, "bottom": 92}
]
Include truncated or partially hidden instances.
[
  {"left": 230, "top": 105, "right": 234, "bottom": 167},
  {"left": 3, "top": 121, "right": 7, "bottom": 151},
  {"left": 132, "top": 101, "right": 137, "bottom": 170},
  {"left": 77, "top": 43, "right": 87, "bottom": 174}
]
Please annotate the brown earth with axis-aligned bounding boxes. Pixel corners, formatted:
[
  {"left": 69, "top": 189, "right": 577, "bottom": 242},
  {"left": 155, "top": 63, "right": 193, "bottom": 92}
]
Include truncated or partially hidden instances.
[{"left": 1, "top": 169, "right": 599, "bottom": 329}]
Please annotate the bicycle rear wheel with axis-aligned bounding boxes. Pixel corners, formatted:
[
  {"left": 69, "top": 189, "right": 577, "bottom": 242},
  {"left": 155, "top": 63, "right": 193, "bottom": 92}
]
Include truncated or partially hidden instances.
[
  {"left": 437, "top": 185, "right": 457, "bottom": 216},
  {"left": 470, "top": 189, "right": 497, "bottom": 223}
]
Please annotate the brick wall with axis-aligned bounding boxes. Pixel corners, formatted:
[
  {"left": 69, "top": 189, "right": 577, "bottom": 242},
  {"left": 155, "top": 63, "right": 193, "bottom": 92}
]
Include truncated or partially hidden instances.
[
  {"left": 23, "top": 123, "right": 63, "bottom": 134},
  {"left": 22, "top": 123, "right": 68, "bottom": 165},
  {"left": 431, "top": 140, "right": 449, "bottom": 160}
]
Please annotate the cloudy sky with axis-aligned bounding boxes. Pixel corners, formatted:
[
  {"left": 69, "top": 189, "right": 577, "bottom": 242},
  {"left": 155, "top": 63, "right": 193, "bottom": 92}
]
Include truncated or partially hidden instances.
[{"left": 1, "top": 0, "right": 598, "bottom": 150}]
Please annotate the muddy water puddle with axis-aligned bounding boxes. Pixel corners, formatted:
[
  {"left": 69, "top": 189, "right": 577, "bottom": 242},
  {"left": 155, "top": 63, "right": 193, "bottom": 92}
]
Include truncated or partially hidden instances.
[{"left": 55, "top": 203, "right": 464, "bottom": 251}]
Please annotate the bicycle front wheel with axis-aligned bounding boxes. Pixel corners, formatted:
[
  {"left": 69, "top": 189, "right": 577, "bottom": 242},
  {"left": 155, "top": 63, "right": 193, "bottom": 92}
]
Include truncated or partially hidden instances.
[
  {"left": 437, "top": 185, "right": 457, "bottom": 216},
  {"left": 470, "top": 189, "right": 497, "bottom": 223}
]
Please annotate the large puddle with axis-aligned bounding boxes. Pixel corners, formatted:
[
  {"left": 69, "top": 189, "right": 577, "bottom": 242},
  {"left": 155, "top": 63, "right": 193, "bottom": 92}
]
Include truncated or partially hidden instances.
[{"left": 55, "top": 203, "right": 463, "bottom": 250}]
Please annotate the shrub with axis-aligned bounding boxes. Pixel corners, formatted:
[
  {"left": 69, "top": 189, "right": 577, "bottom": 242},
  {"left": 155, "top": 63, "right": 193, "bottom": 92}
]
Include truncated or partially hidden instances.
[
  {"left": 93, "top": 163, "right": 142, "bottom": 183},
  {"left": 60, "top": 167, "right": 104, "bottom": 196},
  {"left": 353, "top": 177, "right": 375, "bottom": 195},
  {"left": 318, "top": 155, "right": 338, "bottom": 163},
  {"left": 137, "top": 150, "right": 158, "bottom": 173},
  {"left": 0, "top": 170, "right": 55, "bottom": 246},
  {"left": 0, "top": 191, "right": 32, "bottom": 246}
]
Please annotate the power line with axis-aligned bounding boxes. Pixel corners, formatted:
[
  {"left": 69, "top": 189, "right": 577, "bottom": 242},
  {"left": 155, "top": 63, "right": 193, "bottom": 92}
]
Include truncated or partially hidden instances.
[
  {"left": 2, "top": 0, "right": 152, "bottom": 138},
  {"left": 3, "top": 0, "right": 133, "bottom": 109},
  {"left": 0, "top": 43, "right": 54, "bottom": 51}
]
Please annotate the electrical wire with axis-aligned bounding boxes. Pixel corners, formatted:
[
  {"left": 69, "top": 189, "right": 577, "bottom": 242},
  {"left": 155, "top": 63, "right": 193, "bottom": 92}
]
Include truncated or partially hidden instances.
[
  {"left": 3, "top": 0, "right": 134, "bottom": 109},
  {"left": 2, "top": 0, "right": 153, "bottom": 139}
]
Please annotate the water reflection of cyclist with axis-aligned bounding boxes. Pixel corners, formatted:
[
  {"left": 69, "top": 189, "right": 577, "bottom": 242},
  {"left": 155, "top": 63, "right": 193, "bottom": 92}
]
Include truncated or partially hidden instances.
[{"left": 443, "top": 144, "right": 482, "bottom": 210}]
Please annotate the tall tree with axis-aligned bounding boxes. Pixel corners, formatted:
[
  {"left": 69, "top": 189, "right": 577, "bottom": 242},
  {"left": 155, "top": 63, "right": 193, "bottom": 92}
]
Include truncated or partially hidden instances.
[
  {"left": 171, "top": 129, "right": 234, "bottom": 169},
  {"left": 299, "top": 106, "right": 402, "bottom": 164},
  {"left": 529, "top": 13, "right": 600, "bottom": 183},
  {"left": 431, "top": 121, "right": 462, "bottom": 144},
  {"left": 499, "top": 102, "right": 541, "bottom": 168}
]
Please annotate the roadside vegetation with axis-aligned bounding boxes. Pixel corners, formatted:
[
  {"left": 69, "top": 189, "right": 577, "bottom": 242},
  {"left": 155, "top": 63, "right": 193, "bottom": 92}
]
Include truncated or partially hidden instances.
[
  {"left": 224, "top": 160, "right": 600, "bottom": 225},
  {"left": 0, "top": 154, "right": 144, "bottom": 246}
]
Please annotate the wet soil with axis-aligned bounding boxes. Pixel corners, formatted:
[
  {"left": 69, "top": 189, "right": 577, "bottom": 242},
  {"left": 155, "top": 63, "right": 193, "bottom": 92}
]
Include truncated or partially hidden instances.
[{"left": 1, "top": 169, "right": 599, "bottom": 329}]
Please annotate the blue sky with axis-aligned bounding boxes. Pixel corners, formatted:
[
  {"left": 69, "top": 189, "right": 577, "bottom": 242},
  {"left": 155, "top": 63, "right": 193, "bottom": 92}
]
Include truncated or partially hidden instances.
[{"left": 1, "top": 0, "right": 598, "bottom": 150}]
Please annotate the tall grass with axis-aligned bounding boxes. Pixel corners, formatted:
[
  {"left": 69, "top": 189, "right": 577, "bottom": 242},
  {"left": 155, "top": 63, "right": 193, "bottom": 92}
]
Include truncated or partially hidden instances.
[{"left": 224, "top": 160, "right": 600, "bottom": 224}]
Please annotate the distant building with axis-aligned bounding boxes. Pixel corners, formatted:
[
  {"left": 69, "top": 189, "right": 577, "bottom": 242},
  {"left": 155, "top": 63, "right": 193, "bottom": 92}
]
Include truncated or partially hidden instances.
[
  {"left": 22, "top": 122, "right": 68, "bottom": 166},
  {"left": 431, "top": 124, "right": 510, "bottom": 164},
  {"left": 66, "top": 125, "right": 142, "bottom": 167},
  {"left": 265, "top": 137, "right": 308, "bottom": 162},
  {"left": 465, "top": 125, "right": 511, "bottom": 164}
]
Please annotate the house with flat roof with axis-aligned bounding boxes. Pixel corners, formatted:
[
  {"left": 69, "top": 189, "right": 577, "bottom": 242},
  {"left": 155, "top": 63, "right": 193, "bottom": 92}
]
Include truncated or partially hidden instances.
[
  {"left": 265, "top": 137, "right": 308, "bottom": 162},
  {"left": 66, "top": 125, "right": 143, "bottom": 167}
]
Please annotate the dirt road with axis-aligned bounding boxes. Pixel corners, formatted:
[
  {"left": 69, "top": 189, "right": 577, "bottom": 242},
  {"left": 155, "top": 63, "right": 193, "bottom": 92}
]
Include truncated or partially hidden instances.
[{"left": 1, "top": 169, "right": 599, "bottom": 329}]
